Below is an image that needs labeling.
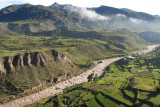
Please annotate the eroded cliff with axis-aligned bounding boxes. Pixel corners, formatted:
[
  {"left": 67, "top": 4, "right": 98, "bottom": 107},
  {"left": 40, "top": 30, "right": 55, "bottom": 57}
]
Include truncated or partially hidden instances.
[
  {"left": 0, "top": 49, "right": 79, "bottom": 99},
  {"left": 0, "top": 50, "right": 73, "bottom": 73}
]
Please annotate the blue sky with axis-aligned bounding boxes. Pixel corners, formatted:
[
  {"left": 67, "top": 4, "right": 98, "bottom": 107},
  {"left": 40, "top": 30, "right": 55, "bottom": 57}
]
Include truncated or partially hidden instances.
[{"left": 0, "top": 0, "right": 160, "bottom": 15}]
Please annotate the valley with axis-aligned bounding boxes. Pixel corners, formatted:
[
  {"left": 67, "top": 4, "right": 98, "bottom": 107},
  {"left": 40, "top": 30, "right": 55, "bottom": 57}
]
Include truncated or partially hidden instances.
[
  {"left": 0, "top": 2, "right": 160, "bottom": 107},
  {"left": 0, "top": 45, "right": 158, "bottom": 107},
  {"left": 30, "top": 45, "right": 160, "bottom": 107}
]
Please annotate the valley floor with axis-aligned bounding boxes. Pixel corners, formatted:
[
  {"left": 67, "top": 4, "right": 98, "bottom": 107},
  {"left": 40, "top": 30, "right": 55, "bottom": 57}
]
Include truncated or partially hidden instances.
[
  {"left": 1, "top": 57, "right": 122, "bottom": 107},
  {"left": 0, "top": 45, "right": 158, "bottom": 107}
]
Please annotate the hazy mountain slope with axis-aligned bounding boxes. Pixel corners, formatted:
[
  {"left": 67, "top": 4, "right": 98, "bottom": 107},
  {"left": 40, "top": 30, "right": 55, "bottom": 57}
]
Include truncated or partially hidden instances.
[
  {"left": 0, "top": 3, "right": 159, "bottom": 30},
  {"left": 93, "top": 5, "right": 156, "bottom": 21},
  {"left": 139, "top": 31, "right": 160, "bottom": 43}
]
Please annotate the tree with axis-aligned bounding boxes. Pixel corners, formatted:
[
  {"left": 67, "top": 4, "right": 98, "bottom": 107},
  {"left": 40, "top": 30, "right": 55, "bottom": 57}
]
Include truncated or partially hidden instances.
[{"left": 87, "top": 73, "right": 94, "bottom": 82}]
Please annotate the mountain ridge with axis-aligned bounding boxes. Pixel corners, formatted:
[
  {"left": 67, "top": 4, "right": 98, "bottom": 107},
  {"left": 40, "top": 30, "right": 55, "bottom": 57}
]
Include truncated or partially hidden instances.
[
  {"left": 0, "top": 3, "right": 158, "bottom": 22},
  {"left": 0, "top": 2, "right": 160, "bottom": 105}
]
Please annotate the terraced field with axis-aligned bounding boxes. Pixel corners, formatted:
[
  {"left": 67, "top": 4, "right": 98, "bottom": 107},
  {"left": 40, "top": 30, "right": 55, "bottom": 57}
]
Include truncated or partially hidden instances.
[
  {"left": 0, "top": 33, "right": 150, "bottom": 105},
  {"left": 1, "top": 2, "right": 160, "bottom": 107},
  {"left": 30, "top": 46, "right": 160, "bottom": 107}
]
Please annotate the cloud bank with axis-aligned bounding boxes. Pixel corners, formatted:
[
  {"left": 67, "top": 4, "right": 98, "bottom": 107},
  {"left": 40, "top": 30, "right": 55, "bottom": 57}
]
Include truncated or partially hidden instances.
[
  {"left": 64, "top": 6, "right": 143, "bottom": 24},
  {"left": 65, "top": 6, "right": 110, "bottom": 21}
]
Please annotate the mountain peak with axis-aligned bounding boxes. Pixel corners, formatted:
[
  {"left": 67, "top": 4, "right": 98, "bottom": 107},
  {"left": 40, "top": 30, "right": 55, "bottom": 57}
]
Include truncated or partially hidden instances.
[
  {"left": 52, "top": 2, "right": 59, "bottom": 6},
  {"left": 49, "top": 2, "right": 61, "bottom": 9},
  {"left": 54, "top": 2, "right": 59, "bottom": 5},
  {"left": 49, "top": 2, "right": 72, "bottom": 10}
]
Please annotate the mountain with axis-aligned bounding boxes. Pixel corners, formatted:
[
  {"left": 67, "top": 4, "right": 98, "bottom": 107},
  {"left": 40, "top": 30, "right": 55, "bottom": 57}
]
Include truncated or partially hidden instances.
[
  {"left": 0, "top": 3, "right": 158, "bottom": 23},
  {"left": 0, "top": 4, "right": 54, "bottom": 22},
  {"left": 49, "top": 2, "right": 72, "bottom": 10},
  {"left": 139, "top": 31, "right": 160, "bottom": 43},
  {"left": 121, "top": 8, "right": 136, "bottom": 12},
  {"left": 0, "top": 3, "right": 76, "bottom": 26},
  {"left": 0, "top": 3, "right": 160, "bottom": 41},
  {"left": 93, "top": 5, "right": 156, "bottom": 21},
  {"left": 0, "top": 3, "right": 160, "bottom": 39},
  {"left": 1, "top": 2, "right": 160, "bottom": 105}
]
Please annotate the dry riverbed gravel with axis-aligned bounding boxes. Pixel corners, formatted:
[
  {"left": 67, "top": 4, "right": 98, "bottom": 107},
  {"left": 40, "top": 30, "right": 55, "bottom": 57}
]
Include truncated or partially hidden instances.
[{"left": 0, "top": 45, "right": 159, "bottom": 107}]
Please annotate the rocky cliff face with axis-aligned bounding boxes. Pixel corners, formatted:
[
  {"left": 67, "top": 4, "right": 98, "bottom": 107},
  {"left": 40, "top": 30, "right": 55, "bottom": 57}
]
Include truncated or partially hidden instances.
[
  {"left": 0, "top": 49, "right": 72, "bottom": 75},
  {"left": 0, "top": 49, "right": 79, "bottom": 102}
]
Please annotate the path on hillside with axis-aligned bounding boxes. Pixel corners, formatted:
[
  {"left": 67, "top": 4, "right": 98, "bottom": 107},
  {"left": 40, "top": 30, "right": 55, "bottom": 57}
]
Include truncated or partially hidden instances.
[{"left": 0, "top": 45, "right": 159, "bottom": 107}]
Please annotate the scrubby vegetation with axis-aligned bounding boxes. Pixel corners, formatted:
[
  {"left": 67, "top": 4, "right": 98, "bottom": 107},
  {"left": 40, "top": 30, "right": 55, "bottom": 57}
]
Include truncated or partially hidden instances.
[
  {"left": 1, "top": 2, "right": 160, "bottom": 106},
  {"left": 0, "top": 33, "right": 146, "bottom": 103},
  {"left": 31, "top": 47, "right": 160, "bottom": 107}
]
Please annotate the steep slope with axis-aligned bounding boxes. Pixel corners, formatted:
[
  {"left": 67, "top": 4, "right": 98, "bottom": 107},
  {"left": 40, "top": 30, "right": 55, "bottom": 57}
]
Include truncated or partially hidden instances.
[
  {"left": 0, "top": 49, "right": 79, "bottom": 102},
  {"left": 0, "top": 57, "right": 122, "bottom": 107},
  {"left": 34, "top": 46, "right": 160, "bottom": 107},
  {"left": 7, "top": 20, "right": 56, "bottom": 35},
  {"left": 0, "top": 4, "right": 55, "bottom": 22},
  {"left": 139, "top": 31, "right": 160, "bottom": 43},
  {"left": 58, "top": 27, "right": 148, "bottom": 51},
  {"left": 0, "top": 3, "right": 81, "bottom": 25},
  {"left": 0, "top": 35, "right": 149, "bottom": 103},
  {"left": 0, "top": 23, "right": 12, "bottom": 36},
  {"left": 93, "top": 5, "right": 156, "bottom": 21},
  {"left": 0, "top": 3, "right": 160, "bottom": 36}
]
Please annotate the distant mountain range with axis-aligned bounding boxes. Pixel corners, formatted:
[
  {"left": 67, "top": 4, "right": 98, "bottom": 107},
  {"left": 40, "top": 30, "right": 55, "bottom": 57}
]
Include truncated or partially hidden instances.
[
  {"left": 93, "top": 5, "right": 156, "bottom": 21},
  {"left": 0, "top": 2, "right": 160, "bottom": 43},
  {"left": 0, "top": 2, "right": 159, "bottom": 22}
]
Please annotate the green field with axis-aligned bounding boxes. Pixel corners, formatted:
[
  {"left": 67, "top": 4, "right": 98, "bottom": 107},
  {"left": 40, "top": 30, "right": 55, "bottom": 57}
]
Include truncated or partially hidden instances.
[
  {"left": 0, "top": 33, "right": 146, "bottom": 103},
  {"left": 0, "top": 18, "right": 155, "bottom": 105},
  {"left": 1, "top": 3, "right": 160, "bottom": 106},
  {"left": 30, "top": 47, "right": 160, "bottom": 107}
]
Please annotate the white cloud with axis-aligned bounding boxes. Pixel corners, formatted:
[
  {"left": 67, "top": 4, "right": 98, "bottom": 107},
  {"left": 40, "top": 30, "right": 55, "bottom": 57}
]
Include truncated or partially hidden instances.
[
  {"left": 129, "top": 18, "right": 142, "bottom": 24},
  {"left": 116, "top": 14, "right": 127, "bottom": 18},
  {"left": 95, "top": 0, "right": 160, "bottom": 15},
  {"left": 65, "top": 6, "right": 109, "bottom": 21}
]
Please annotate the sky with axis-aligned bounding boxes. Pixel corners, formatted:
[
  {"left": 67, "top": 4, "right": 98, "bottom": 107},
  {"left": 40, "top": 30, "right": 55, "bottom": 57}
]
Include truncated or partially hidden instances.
[{"left": 0, "top": 0, "right": 160, "bottom": 15}]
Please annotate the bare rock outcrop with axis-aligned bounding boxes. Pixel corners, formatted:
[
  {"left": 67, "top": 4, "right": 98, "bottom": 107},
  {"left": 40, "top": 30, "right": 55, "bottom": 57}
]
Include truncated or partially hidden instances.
[
  {"left": 52, "top": 50, "right": 67, "bottom": 62},
  {"left": 0, "top": 49, "right": 69, "bottom": 73},
  {"left": 0, "top": 58, "right": 6, "bottom": 75},
  {"left": 23, "top": 53, "right": 31, "bottom": 66},
  {"left": 0, "top": 57, "right": 123, "bottom": 107},
  {"left": 53, "top": 73, "right": 72, "bottom": 83},
  {"left": 4, "top": 57, "right": 14, "bottom": 72},
  {"left": 12, "top": 55, "right": 24, "bottom": 68}
]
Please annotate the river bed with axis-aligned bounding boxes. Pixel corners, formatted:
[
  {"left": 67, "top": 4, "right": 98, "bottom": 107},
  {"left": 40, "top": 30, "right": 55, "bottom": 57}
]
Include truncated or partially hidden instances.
[{"left": 0, "top": 45, "right": 159, "bottom": 107}]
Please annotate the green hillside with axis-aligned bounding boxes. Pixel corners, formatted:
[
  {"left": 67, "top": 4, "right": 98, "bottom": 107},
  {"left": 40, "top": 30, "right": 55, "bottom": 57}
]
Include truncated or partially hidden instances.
[
  {"left": 0, "top": 33, "right": 148, "bottom": 103},
  {"left": 32, "top": 47, "right": 160, "bottom": 107},
  {"left": 0, "top": 2, "right": 160, "bottom": 106}
]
